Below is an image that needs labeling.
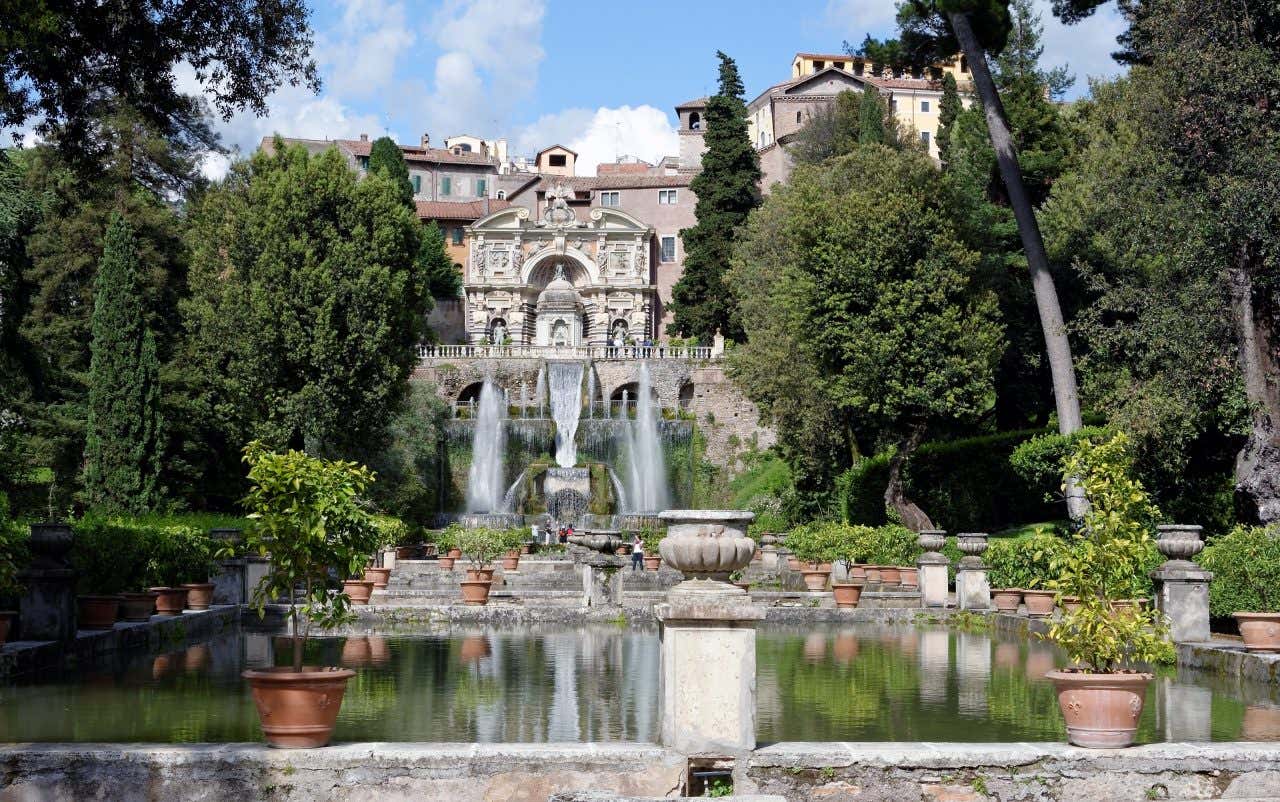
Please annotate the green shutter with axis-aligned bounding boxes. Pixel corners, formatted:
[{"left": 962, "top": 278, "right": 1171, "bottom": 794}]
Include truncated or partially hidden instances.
[
  {"left": 477, "top": 178, "right": 487, "bottom": 196},
  {"left": 442, "top": 176, "right": 452, "bottom": 195}
]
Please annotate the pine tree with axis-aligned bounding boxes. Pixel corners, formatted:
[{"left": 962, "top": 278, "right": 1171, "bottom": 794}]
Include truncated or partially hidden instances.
[
  {"left": 368, "top": 136, "right": 415, "bottom": 207},
  {"left": 668, "top": 51, "right": 761, "bottom": 342},
  {"left": 936, "top": 73, "right": 963, "bottom": 169},
  {"left": 84, "top": 214, "right": 163, "bottom": 511},
  {"left": 858, "top": 86, "right": 887, "bottom": 145}
]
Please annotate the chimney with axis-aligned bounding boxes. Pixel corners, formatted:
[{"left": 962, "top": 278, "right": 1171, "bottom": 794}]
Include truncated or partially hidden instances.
[
  {"left": 421, "top": 133, "right": 430, "bottom": 148},
  {"left": 359, "top": 133, "right": 368, "bottom": 142}
]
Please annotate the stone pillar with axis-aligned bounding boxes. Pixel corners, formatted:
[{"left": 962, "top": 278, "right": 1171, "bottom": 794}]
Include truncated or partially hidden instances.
[
  {"left": 17, "top": 523, "right": 77, "bottom": 641},
  {"left": 916, "top": 529, "right": 949, "bottom": 608},
  {"left": 211, "top": 558, "right": 246, "bottom": 605},
  {"left": 761, "top": 534, "right": 780, "bottom": 573},
  {"left": 1151, "top": 524, "right": 1212, "bottom": 643},
  {"left": 244, "top": 555, "right": 272, "bottom": 602},
  {"left": 956, "top": 532, "right": 991, "bottom": 611}
]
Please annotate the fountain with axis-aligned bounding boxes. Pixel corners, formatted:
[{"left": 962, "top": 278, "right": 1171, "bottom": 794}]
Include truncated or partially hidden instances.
[
  {"left": 547, "top": 361, "right": 584, "bottom": 467},
  {"left": 622, "top": 362, "right": 670, "bottom": 514},
  {"left": 465, "top": 376, "right": 507, "bottom": 513}
]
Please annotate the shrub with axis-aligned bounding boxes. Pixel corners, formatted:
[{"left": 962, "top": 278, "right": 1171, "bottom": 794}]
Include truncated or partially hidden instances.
[
  {"left": 986, "top": 531, "right": 1068, "bottom": 589},
  {"left": 784, "top": 522, "right": 834, "bottom": 564},
  {"left": 0, "top": 491, "right": 28, "bottom": 597},
  {"left": 1008, "top": 426, "right": 1111, "bottom": 498},
  {"left": 640, "top": 526, "right": 664, "bottom": 554},
  {"left": 371, "top": 515, "right": 411, "bottom": 550},
  {"left": 841, "top": 429, "right": 1058, "bottom": 531},
  {"left": 456, "top": 527, "right": 504, "bottom": 569},
  {"left": 433, "top": 522, "right": 464, "bottom": 552},
  {"left": 864, "top": 524, "right": 918, "bottom": 566},
  {"left": 1197, "top": 525, "right": 1280, "bottom": 616},
  {"left": 72, "top": 515, "right": 217, "bottom": 593}
]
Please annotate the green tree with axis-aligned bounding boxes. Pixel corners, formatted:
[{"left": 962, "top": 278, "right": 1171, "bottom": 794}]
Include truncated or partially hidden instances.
[
  {"left": 897, "top": 1, "right": 1086, "bottom": 519},
  {"left": 83, "top": 215, "right": 163, "bottom": 511},
  {"left": 2, "top": 0, "right": 317, "bottom": 169},
  {"left": 936, "top": 72, "right": 963, "bottom": 169},
  {"left": 668, "top": 51, "right": 761, "bottom": 343},
  {"left": 857, "top": 86, "right": 888, "bottom": 145},
  {"left": 367, "top": 136, "right": 414, "bottom": 207},
  {"left": 419, "top": 220, "right": 462, "bottom": 301},
  {"left": 729, "top": 146, "right": 1003, "bottom": 529},
  {"left": 792, "top": 90, "right": 864, "bottom": 166},
  {"left": 182, "top": 139, "right": 427, "bottom": 461}
]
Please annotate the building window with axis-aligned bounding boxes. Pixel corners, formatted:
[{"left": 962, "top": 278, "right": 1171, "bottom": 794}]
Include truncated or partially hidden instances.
[
  {"left": 834, "top": 61, "right": 845, "bottom": 70},
  {"left": 441, "top": 176, "right": 452, "bottom": 196},
  {"left": 451, "top": 228, "right": 464, "bottom": 246},
  {"left": 549, "top": 154, "right": 567, "bottom": 167},
  {"left": 890, "top": 99, "right": 898, "bottom": 112},
  {"left": 660, "top": 236, "right": 676, "bottom": 262},
  {"left": 477, "top": 178, "right": 487, "bottom": 196},
  {"left": 813, "top": 60, "right": 825, "bottom": 72},
  {"left": 689, "top": 111, "right": 701, "bottom": 130},
  {"left": 796, "top": 110, "right": 802, "bottom": 124},
  {"left": 960, "top": 56, "right": 969, "bottom": 73},
  {"left": 496, "top": 190, "right": 506, "bottom": 199},
  {"left": 458, "top": 143, "right": 472, "bottom": 152},
  {"left": 854, "top": 61, "right": 864, "bottom": 76},
  {"left": 412, "top": 174, "right": 422, "bottom": 194},
  {"left": 358, "top": 156, "right": 369, "bottom": 169},
  {"left": 600, "top": 191, "right": 620, "bottom": 207},
  {"left": 658, "top": 189, "right": 678, "bottom": 205},
  {"left": 921, "top": 100, "right": 930, "bottom": 112},
  {"left": 920, "top": 131, "right": 931, "bottom": 146}
]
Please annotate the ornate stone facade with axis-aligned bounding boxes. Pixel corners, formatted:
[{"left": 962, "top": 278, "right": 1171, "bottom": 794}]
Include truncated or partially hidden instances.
[{"left": 464, "top": 184, "right": 659, "bottom": 346}]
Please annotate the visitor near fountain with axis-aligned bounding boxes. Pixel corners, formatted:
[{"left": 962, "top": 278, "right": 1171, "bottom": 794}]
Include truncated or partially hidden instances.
[{"left": 631, "top": 534, "right": 644, "bottom": 571}]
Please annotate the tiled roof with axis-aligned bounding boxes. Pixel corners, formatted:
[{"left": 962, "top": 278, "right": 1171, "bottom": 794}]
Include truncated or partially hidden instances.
[
  {"left": 863, "top": 75, "right": 943, "bottom": 91},
  {"left": 536, "top": 143, "right": 578, "bottom": 157},
  {"left": 675, "top": 96, "right": 708, "bottom": 109},
  {"left": 532, "top": 174, "right": 691, "bottom": 192},
  {"left": 336, "top": 139, "right": 497, "bottom": 166},
  {"left": 415, "top": 199, "right": 512, "bottom": 220},
  {"left": 597, "top": 162, "right": 654, "bottom": 175}
]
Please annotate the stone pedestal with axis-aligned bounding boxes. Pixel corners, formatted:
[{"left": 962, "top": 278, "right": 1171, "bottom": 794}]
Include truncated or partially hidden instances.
[
  {"left": 244, "top": 556, "right": 272, "bottom": 602},
  {"left": 956, "top": 533, "right": 990, "bottom": 611},
  {"left": 17, "top": 568, "right": 76, "bottom": 641},
  {"left": 655, "top": 594, "right": 764, "bottom": 754},
  {"left": 211, "top": 558, "right": 247, "bottom": 605},
  {"left": 1152, "top": 524, "right": 1211, "bottom": 644},
  {"left": 761, "top": 546, "right": 779, "bottom": 573},
  {"left": 916, "top": 530, "right": 949, "bottom": 608}
]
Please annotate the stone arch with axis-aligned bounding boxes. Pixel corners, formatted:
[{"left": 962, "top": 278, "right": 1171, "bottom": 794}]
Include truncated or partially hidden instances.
[
  {"left": 689, "top": 111, "right": 701, "bottom": 131},
  {"left": 678, "top": 381, "right": 695, "bottom": 410},
  {"left": 457, "top": 381, "right": 485, "bottom": 407},
  {"left": 521, "top": 248, "right": 600, "bottom": 286}
]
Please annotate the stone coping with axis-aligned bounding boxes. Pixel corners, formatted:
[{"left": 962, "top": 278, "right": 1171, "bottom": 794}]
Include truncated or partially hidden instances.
[
  {"left": 658, "top": 509, "right": 752, "bottom": 522},
  {"left": 1178, "top": 640, "right": 1280, "bottom": 685}
]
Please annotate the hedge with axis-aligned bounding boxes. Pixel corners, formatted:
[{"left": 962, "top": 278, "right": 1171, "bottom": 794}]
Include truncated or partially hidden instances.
[
  {"left": 72, "top": 515, "right": 222, "bottom": 595},
  {"left": 841, "top": 429, "right": 1059, "bottom": 531},
  {"left": 1197, "top": 525, "right": 1280, "bottom": 617}
]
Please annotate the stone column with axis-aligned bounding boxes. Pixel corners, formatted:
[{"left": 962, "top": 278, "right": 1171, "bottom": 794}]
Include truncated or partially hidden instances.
[
  {"left": 244, "top": 555, "right": 272, "bottom": 602},
  {"left": 760, "top": 534, "right": 780, "bottom": 573},
  {"left": 209, "top": 528, "right": 245, "bottom": 605},
  {"left": 17, "top": 523, "right": 77, "bottom": 641},
  {"left": 656, "top": 509, "right": 761, "bottom": 754},
  {"left": 955, "top": 533, "right": 991, "bottom": 611},
  {"left": 916, "top": 529, "right": 949, "bottom": 608},
  {"left": 1151, "top": 524, "right": 1212, "bottom": 643}
]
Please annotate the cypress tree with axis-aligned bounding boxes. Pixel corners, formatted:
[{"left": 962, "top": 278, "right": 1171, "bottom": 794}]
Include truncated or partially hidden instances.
[
  {"left": 368, "top": 136, "right": 415, "bottom": 206},
  {"left": 668, "top": 51, "right": 761, "bottom": 342},
  {"left": 420, "top": 221, "right": 462, "bottom": 300},
  {"left": 936, "top": 73, "right": 962, "bottom": 169},
  {"left": 858, "top": 86, "right": 887, "bottom": 145},
  {"left": 84, "top": 214, "right": 163, "bottom": 511}
]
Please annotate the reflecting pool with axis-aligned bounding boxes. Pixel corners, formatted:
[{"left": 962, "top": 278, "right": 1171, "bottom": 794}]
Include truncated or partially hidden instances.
[{"left": 2, "top": 623, "right": 1276, "bottom": 743}]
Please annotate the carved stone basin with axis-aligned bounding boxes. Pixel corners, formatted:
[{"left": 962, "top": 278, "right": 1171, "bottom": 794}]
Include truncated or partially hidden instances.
[{"left": 657, "top": 510, "right": 755, "bottom": 591}]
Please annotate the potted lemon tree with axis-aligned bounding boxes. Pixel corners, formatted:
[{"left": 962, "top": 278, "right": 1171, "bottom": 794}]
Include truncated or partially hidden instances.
[
  {"left": 1044, "top": 433, "right": 1172, "bottom": 748},
  {"left": 1198, "top": 524, "right": 1280, "bottom": 651},
  {"left": 238, "top": 442, "right": 380, "bottom": 748},
  {"left": 457, "top": 527, "right": 502, "bottom": 604}
]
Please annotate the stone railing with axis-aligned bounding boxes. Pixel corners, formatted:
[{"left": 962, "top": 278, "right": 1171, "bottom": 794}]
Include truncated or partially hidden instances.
[{"left": 417, "top": 343, "right": 719, "bottom": 361}]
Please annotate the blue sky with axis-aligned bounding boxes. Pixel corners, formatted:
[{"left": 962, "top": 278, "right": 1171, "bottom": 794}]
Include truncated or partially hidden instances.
[{"left": 194, "top": 0, "right": 1129, "bottom": 177}]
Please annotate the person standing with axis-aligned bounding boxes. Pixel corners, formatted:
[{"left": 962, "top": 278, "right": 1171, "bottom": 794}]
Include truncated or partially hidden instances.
[{"left": 631, "top": 533, "right": 644, "bottom": 571}]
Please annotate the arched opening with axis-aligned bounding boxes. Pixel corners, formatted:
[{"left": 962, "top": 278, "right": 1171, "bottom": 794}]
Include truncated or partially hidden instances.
[
  {"left": 457, "top": 381, "right": 485, "bottom": 417},
  {"left": 689, "top": 111, "right": 701, "bottom": 131},
  {"left": 496, "top": 190, "right": 506, "bottom": 199},
  {"left": 488, "top": 318, "right": 509, "bottom": 344},
  {"left": 610, "top": 381, "right": 658, "bottom": 418},
  {"left": 609, "top": 319, "right": 630, "bottom": 345},
  {"left": 678, "top": 382, "right": 694, "bottom": 410}
]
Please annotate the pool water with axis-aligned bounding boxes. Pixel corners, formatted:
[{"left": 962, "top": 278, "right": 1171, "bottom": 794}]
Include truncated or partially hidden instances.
[{"left": 2, "top": 623, "right": 1276, "bottom": 743}]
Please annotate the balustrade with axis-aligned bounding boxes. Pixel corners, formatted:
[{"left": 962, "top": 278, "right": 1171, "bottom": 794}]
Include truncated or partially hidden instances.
[{"left": 417, "top": 343, "right": 717, "bottom": 361}]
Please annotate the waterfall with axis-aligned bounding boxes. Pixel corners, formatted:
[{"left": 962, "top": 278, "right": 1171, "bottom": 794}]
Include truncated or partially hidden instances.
[
  {"left": 607, "top": 465, "right": 629, "bottom": 513},
  {"left": 547, "top": 361, "right": 585, "bottom": 468},
  {"left": 585, "top": 363, "right": 596, "bottom": 420},
  {"left": 534, "top": 364, "right": 546, "bottom": 419},
  {"left": 623, "top": 362, "right": 670, "bottom": 512},
  {"left": 464, "top": 376, "right": 508, "bottom": 513}
]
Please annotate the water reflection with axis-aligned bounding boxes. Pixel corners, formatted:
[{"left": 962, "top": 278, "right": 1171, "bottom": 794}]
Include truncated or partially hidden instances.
[{"left": 0, "top": 624, "right": 1277, "bottom": 744}]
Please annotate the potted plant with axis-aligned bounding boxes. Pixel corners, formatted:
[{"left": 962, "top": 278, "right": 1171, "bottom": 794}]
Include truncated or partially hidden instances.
[
  {"left": 1198, "top": 524, "right": 1280, "bottom": 651},
  {"left": 434, "top": 524, "right": 460, "bottom": 570},
  {"left": 457, "top": 527, "right": 501, "bottom": 604},
  {"left": 829, "top": 523, "right": 872, "bottom": 609},
  {"left": 1043, "top": 433, "right": 1173, "bottom": 748},
  {"left": 237, "top": 442, "right": 381, "bottom": 748},
  {"left": 143, "top": 522, "right": 216, "bottom": 612},
  {"left": 641, "top": 527, "right": 663, "bottom": 571},
  {"left": 787, "top": 523, "right": 832, "bottom": 592},
  {"left": 71, "top": 516, "right": 147, "bottom": 629},
  {"left": 500, "top": 527, "right": 523, "bottom": 571},
  {"left": 729, "top": 570, "right": 751, "bottom": 592}
]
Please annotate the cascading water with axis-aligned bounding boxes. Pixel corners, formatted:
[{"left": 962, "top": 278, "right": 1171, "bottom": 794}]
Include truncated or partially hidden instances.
[
  {"left": 547, "top": 361, "right": 585, "bottom": 468},
  {"left": 464, "top": 376, "right": 508, "bottom": 512},
  {"left": 623, "top": 362, "right": 670, "bottom": 512}
]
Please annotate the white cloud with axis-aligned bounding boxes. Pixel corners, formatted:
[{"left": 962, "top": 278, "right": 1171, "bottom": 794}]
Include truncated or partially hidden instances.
[
  {"left": 823, "top": 0, "right": 900, "bottom": 40},
  {"left": 1034, "top": 0, "right": 1128, "bottom": 95},
  {"left": 322, "top": 0, "right": 416, "bottom": 98},
  {"left": 517, "top": 105, "right": 679, "bottom": 176}
]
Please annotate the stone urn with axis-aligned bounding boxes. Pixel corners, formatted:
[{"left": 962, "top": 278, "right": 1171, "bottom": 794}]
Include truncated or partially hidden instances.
[
  {"left": 657, "top": 510, "right": 755, "bottom": 594},
  {"left": 957, "top": 532, "right": 990, "bottom": 568},
  {"left": 28, "top": 523, "right": 74, "bottom": 570},
  {"left": 1155, "top": 524, "right": 1204, "bottom": 568},
  {"left": 917, "top": 529, "right": 946, "bottom": 557}
]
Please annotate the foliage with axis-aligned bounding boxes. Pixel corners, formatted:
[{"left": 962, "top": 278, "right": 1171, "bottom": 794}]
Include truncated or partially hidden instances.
[
  {"left": 182, "top": 140, "right": 427, "bottom": 461},
  {"left": 83, "top": 214, "right": 164, "bottom": 512},
  {"left": 433, "top": 523, "right": 463, "bottom": 552},
  {"left": 639, "top": 527, "right": 664, "bottom": 554},
  {"left": 370, "top": 515, "right": 410, "bottom": 550},
  {"left": 783, "top": 522, "right": 836, "bottom": 565},
  {"left": 419, "top": 221, "right": 463, "bottom": 301},
  {"left": 936, "top": 72, "right": 962, "bottom": 169},
  {"left": 367, "top": 137, "right": 415, "bottom": 207},
  {"left": 731, "top": 451, "right": 793, "bottom": 534},
  {"left": 1, "top": 0, "right": 317, "bottom": 168},
  {"left": 842, "top": 428, "right": 1057, "bottom": 531},
  {"left": 790, "top": 90, "right": 863, "bottom": 166},
  {"left": 240, "top": 442, "right": 379, "bottom": 672},
  {"left": 1197, "top": 526, "right": 1280, "bottom": 616},
  {"left": 71, "top": 514, "right": 216, "bottom": 593},
  {"left": 0, "top": 492, "right": 28, "bottom": 597},
  {"left": 863, "top": 524, "right": 918, "bottom": 566},
  {"left": 455, "top": 527, "right": 504, "bottom": 570},
  {"left": 667, "top": 51, "right": 761, "bottom": 343},
  {"left": 362, "top": 383, "right": 451, "bottom": 526},
  {"left": 986, "top": 530, "right": 1066, "bottom": 589},
  {"left": 1043, "top": 432, "right": 1172, "bottom": 672}
]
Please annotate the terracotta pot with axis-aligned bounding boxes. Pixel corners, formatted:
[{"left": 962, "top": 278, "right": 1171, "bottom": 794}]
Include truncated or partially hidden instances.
[
  {"left": 149, "top": 587, "right": 188, "bottom": 616},
  {"left": 460, "top": 579, "right": 492, "bottom": 605},
  {"left": 1023, "top": 590, "right": 1056, "bottom": 618},
  {"left": 786, "top": 556, "right": 803, "bottom": 571},
  {"left": 477, "top": 567, "right": 496, "bottom": 583},
  {"left": 184, "top": 643, "right": 211, "bottom": 673},
  {"left": 899, "top": 567, "right": 919, "bottom": 589},
  {"left": 1235, "top": 612, "right": 1280, "bottom": 652},
  {"left": 614, "top": 546, "right": 629, "bottom": 556},
  {"left": 992, "top": 589, "right": 1022, "bottom": 613},
  {"left": 363, "top": 566, "right": 390, "bottom": 589},
  {"left": 849, "top": 564, "right": 867, "bottom": 583},
  {"left": 0, "top": 611, "right": 14, "bottom": 644},
  {"left": 879, "top": 566, "right": 901, "bottom": 587},
  {"left": 864, "top": 566, "right": 883, "bottom": 584},
  {"left": 643, "top": 555, "right": 661, "bottom": 571},
  {"left": 119, "top": 591, "right": 158, "bottom": 622},
  {"left": 832, "top": 583, "right": 862, "bottom": 609},
  {"left": 438, "top": 556, "right": 455, "bottom": 570},
  {"left": 520, "top": 544, "right": 531, "bottom": 555},
  {"left": 833, "top": 632, "right": 859, "bottom": 663},
  {"left": 243, "top": 666, "right": 355, "bottom": 748},
  {"left": 395, "top": 546, "right": 416, "bottom": 560},
  {"left": 341, "top": 636, "right": 372, "bottom": 668},
  {"left": 343, "top": 579, "right": 375, "bottom": 605},
  {"left": 501, "top": 553, "right": 520, "bottom": 571},
  {"left": 182, "top": 582, "right": 215, "bottom": 611},
  {"left": 1061, "top": 595, "right": 1083, "bottom": 614},
  {"left": 460, "top": 634, "right": 490, "bottom": 661},
  {"left": 448, "top": 547, "right": 462, "bottom": 559},
  {"left": 77, "top": 595, "right": 120, "bottom": 630},
  {"left": 1110, "top": 598, "right": 1143, "bottom": 613},
  {"left": 801, "top": 569, "right": 831, "bottom": 592},
  {"left": 1047, "top": 669, "right": 1152, "bottom": 748},
  {"left": 1242, "top": 703, "right": 1280, "bottom": 740}
]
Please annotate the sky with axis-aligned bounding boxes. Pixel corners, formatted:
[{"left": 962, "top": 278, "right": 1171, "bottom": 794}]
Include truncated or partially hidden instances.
[{"left": 182, "top": 0, "right": 1128, "bottom": 178}]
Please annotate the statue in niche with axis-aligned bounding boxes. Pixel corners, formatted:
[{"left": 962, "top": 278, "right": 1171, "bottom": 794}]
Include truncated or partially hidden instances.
[
  {"left": 551, "top": 319, "right": 569, "bottom": 346},
  {"left": 490, "top": 320, "right": 507, "bottom": 345}
]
